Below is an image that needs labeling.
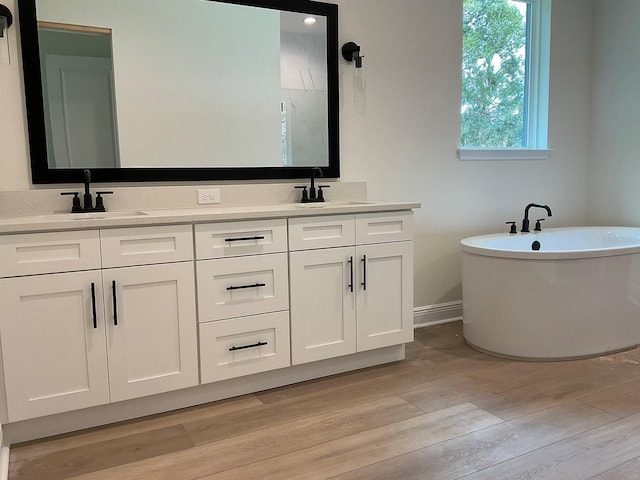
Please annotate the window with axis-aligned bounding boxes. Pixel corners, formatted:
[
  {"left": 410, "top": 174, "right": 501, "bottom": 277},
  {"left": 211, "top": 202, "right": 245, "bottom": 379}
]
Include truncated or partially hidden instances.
[{"left": 460, "top": 0, "right": 551, "bottom": 159}]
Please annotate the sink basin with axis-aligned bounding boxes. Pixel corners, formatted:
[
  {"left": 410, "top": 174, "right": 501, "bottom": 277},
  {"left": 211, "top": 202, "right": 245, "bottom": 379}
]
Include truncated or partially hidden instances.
[
  {"left": 3, "top": 211, "right": 149, "bottom": 223},
  {"left": 292, "top": 201, "right": 374, "bottom": 209}
]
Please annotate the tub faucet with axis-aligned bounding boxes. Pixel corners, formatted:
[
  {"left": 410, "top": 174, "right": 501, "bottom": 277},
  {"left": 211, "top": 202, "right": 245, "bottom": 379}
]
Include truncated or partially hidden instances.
[{"left": 521, "top": 203, "right": 552, "bottom": 232}]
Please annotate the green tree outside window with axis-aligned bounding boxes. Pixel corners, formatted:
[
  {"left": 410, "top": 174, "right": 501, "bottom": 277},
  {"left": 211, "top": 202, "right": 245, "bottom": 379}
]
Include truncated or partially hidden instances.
[{"left": 462, "top": 0, "right": 528, "bottom": 148}]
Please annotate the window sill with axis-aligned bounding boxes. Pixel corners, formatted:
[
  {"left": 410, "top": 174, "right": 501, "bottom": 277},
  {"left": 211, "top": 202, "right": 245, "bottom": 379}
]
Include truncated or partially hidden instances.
[{"left": 458, "top": 148, "right": 552, "bottom": 161}]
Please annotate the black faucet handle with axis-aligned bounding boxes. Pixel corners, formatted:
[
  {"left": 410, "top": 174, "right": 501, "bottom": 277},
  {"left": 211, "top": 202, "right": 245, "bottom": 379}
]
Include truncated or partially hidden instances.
[
  {"left": 317, "top": 185, "right": 330, "bottom": 202},
  {"left": 534, "top": 218, "right": 545, "bottom": 232},
  {"left": 94, "top": 191, "right": 114, "bottom": 212},
  {"left": 505, "top": 221, "right": 517, "bottom": 234},
  {"left": 295, "top": 185, "right": 309, "bottom": 203},
  {"left": 61, "top": 192, "right": 82, "bottom": 213}
]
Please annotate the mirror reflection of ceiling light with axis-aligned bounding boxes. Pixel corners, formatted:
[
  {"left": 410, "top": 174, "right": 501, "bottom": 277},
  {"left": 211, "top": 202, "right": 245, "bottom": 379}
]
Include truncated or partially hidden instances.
[{"left": 304, "top": 16, "right": 316, "bottom": 26}]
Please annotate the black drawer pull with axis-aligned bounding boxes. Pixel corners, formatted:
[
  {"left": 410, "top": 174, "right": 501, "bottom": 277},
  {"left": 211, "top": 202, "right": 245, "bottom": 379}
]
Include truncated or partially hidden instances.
[
  {"left": 224, "top": 236, "right": 265, "bottom": 242},
  {"left": 348, "top": 256, "right": 354, "bottom": 293},
  {"left": 226, "top": 283, "right": 266, "bottom": 291},
  {"left": 229, "top": 341, "right": 268, "bottom": 352}
]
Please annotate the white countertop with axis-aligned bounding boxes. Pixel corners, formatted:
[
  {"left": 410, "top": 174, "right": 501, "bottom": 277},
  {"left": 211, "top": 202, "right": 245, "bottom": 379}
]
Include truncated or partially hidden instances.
[{"left": 0, "top": 200, "right": 421, "bottom": 234}]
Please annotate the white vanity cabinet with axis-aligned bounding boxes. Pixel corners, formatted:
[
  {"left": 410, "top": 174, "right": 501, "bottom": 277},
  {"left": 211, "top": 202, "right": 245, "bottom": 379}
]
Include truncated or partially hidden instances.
[
  {"left": 0, "top": 225, "right": 198, "bottom": 421},
  {"left": 99, "top": 225, "right": 198, "bottom": 402},
  {"left": 195, "top": 219, "right": 291, "bottom": 383},
  {"left": 289, "top": 212, "right": 414, "bottom": 365},
  {"left": 0, "top": 204, "right": 417, "bottom": 431},
  {"left": 0, "top": 231, "right": 109, "bottom": 421}
]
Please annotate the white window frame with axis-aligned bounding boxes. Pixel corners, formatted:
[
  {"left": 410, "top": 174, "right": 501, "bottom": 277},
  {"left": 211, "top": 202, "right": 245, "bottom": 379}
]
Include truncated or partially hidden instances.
[{"left": 459, "top": 0, "right": 552, "bottom": 161}]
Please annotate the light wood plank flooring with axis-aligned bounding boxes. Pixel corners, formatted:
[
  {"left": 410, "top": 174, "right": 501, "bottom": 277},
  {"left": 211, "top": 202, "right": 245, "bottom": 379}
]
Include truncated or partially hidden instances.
[{"left": 9, "top": 321, "right": 640, "bottom": 479}]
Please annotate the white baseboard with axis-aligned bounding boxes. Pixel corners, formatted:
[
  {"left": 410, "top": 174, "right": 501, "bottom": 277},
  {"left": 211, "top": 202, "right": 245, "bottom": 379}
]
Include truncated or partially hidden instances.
[{"left": 414, "top": 301, "right": 463, "bottom": 328}]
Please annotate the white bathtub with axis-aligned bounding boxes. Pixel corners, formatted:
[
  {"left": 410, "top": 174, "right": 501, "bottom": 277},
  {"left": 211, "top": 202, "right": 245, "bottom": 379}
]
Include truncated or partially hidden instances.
[{"left": 461, "top": 227, "right": 640, "bottom": 360}]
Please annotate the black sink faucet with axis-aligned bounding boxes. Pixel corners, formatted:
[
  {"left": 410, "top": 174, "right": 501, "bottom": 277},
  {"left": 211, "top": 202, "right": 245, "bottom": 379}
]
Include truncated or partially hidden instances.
[
  {"left": 83, "top": 169, "right": 93, "bottom": 210},
  {"left": 521, "top": 203, "right": 552, "bottom": 232},
  {"left": 61, "top": 169, "right": 113, "bottom": 213},
  {"left": 309, "top": 167, "right": 322, "bottom": 201},
  {"left": 295, "top": 167, "right": 330, "bottom": 203}
]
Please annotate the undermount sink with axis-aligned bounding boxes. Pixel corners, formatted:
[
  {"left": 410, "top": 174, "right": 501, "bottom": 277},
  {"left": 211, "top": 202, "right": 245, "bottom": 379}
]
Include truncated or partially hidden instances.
[
  {"left": 292, "top": 201, "right": 374, "bottom": 209},
  {"left": 8, "top": 211, "right": 150, "bottom": 223}
]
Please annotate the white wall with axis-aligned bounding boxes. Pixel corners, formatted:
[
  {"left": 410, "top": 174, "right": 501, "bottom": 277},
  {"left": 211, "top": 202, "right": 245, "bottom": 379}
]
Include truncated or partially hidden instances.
[
  {"left": 0, "top": 0, "right": 30, "bottom": 190},
  {"left": 0, "top": 0, "right": 595, "bottom": 307},
  {"left": 587, "top": 0, "right": 640, "bottom": 226},
  {"left": 337, "top": 0, "right": 594, "bottom": 305}
]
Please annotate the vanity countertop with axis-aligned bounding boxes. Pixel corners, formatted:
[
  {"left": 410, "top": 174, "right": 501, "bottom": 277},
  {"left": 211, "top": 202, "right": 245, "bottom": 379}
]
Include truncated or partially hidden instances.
[{"left": 0, "top": 201, "right": 421, "bottom": 234}]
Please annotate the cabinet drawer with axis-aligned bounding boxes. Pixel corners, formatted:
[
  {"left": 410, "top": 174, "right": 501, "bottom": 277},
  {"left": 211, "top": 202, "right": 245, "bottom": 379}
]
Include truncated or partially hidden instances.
[
  {"left": 288, "top": 214, "right": 355, "bottom": 251},
  {"left": 101, "top": 225, "right": 193, "bottom": 267},
  {"left": 0, "top": 230, "right": 101, "bottom": 277},
  {"left": 356, "top": 211, "right": 414, "bottom": 245},
  {"left": 197, "top": 252, "right": 289, "bottom": 321},
  {"left": 195, "top": 219, "right": 287, "bottom": 259},
  {"left": 200, "top": 311, "right": 290, "bottom": 383}
]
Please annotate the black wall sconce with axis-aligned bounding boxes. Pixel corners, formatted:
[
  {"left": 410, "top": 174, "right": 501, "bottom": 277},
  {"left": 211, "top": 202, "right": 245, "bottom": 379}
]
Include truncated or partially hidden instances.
[
  {"left": 0, "top": 4, "right": 13, "bottom": 38},
  {"left": 342, "top": 41, "right": 363, "bottom": 68}
]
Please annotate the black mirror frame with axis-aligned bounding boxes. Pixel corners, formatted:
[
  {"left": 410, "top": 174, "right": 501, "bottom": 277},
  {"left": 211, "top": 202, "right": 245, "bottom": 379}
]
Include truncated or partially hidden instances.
[{"left": 18, "top": 0, "right": 339, "bottom": 184}]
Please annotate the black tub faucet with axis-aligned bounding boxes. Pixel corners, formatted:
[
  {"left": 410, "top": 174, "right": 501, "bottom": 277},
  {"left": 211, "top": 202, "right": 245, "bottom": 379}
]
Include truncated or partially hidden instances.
[{"left": 521, "top": 203, "right": 552, "bottom": 232}]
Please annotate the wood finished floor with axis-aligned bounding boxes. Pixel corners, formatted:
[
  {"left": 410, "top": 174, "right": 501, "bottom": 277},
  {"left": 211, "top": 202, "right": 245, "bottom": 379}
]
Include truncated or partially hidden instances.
[{"left": 9, "top": 321, "right": 640, "bottom": 480}]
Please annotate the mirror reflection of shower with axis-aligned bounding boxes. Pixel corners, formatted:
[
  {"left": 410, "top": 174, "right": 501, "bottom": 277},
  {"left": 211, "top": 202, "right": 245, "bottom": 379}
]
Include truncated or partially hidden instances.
[{"left": 280, "top": 11, "right": 329, "bottom": 167}]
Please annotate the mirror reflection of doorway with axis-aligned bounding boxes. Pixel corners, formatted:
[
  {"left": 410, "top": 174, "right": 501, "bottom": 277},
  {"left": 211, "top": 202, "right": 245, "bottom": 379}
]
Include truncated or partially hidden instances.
[{"left": 38, "top": 23, "right": 120, "bottom": 168}]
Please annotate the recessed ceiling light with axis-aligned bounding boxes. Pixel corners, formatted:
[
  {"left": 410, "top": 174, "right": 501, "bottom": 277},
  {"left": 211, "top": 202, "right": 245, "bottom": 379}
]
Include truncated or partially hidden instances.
[{"left": 304, "top": 16, "right": 317, "bottom": 26}]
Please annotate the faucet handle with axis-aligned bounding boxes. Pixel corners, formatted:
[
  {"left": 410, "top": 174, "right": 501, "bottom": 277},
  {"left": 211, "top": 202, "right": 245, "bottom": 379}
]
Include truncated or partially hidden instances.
[
  {"left": 534, "top": 218, "right": 545, "bottom": 232},
  {"left": 317, "top": 185, "right": 330, "bottom": 202},
  {"left": 505, "top": 221, "right": 517, "bottom": 234},
  {"left": 61, "top": 192, "right": 82, "bottom": 213},
  {"left": 294, "top": 186, "right": 309, "bottom": 203},
  {"left": 94, "top": 191, "right": 113, "bottom": 212}
]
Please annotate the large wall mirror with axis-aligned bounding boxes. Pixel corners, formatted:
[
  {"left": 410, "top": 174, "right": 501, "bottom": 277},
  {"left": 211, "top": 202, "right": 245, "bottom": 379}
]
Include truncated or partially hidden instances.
[{"left": 18, "top": 0, "right": 339, "bottom": 183}]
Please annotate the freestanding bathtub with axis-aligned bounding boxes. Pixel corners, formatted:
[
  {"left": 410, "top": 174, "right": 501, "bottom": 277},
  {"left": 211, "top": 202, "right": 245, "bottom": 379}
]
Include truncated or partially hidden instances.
[{"left": 461, "top": 227, "right": 640, "bottom": 360}]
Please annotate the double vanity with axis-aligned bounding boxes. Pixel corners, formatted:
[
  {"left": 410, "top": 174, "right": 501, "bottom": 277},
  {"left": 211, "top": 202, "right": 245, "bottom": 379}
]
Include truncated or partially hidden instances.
[
  {"left": 4, "top": 0, "right": 418, "bottom": 446},
  {"left": 0, "top": 191, "right": 418, "bottom": 443}
]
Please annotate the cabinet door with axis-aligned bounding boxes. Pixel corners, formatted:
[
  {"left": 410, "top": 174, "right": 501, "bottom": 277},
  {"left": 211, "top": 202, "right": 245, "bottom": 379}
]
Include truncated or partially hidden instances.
[
  {"left": 356, "top": 241, "right": 414, "bottom": 351},
  {"left": 104, "top": 262, "right": 198, "bottom": 402},
  {"left": 0, "top": 271, "right": 109, "bottom": 421},
  {"left": 289, "top": 247, "right": 356, "bottom": 364}
]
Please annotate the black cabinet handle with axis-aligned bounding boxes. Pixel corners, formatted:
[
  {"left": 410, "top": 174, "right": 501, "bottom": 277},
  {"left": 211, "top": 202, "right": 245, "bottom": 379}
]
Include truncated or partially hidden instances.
[
  {"left": 229, "top": 341, "right": 268, "bottom": 352},
  {"left": 112, "top": 280, "right": 118, "bottom": 326},
  {"left": 224, "top": 236, "right": 265, "bottom": 242},
  {"left": 348, "top": 256, "right": 354, "bottom": 293},
  {"left": 361, "top": 255, "right": 367, "bottom": 291},
  {"left": 226, "top": 283, "right": 266, "bottom": 291},
  {"left": 90, "top": 283, "right": 97, "bottom": 329}
]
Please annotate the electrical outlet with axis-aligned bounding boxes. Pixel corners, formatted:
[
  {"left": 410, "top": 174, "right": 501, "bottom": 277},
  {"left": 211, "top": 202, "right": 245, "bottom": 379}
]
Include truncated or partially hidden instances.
[{"left": 197, "top": 188, "right": 221, "bottom": 204}]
